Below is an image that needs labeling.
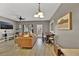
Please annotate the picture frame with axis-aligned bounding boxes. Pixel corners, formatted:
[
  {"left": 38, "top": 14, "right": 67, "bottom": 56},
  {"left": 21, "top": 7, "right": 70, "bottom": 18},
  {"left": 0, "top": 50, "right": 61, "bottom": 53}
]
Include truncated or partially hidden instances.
[{"left": 57, "top": 12, "right": 72, "bottom": 30}]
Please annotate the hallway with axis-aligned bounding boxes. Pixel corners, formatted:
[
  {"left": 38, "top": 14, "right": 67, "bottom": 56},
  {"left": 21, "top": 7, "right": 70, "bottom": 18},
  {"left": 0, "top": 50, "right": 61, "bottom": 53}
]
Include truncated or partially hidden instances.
[{"left": 0, "top": 38, "right": 54, "bottom": 56}]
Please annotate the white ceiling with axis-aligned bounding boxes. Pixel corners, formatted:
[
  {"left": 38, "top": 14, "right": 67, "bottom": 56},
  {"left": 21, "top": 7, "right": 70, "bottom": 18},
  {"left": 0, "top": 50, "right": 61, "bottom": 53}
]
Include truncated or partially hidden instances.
[{"left": 0, "top": 3, "right": 61, "bottom": 21}]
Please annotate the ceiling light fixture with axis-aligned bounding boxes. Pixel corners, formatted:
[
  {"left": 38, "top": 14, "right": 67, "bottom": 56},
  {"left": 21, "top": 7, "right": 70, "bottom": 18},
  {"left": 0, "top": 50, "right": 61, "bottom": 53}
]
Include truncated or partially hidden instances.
[{"left": 34, "top": 3, "right": 44, "bottom": 18}]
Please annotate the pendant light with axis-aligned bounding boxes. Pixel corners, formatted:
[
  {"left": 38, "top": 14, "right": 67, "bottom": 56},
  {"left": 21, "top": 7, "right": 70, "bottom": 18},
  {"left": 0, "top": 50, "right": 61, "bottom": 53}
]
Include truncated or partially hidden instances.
[{"left": 34, "top": 3, "right": 44, "bottom": 18}]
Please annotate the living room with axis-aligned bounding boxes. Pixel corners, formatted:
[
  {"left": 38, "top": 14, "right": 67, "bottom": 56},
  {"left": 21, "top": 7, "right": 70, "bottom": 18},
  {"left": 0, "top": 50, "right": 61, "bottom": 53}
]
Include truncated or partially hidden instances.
[{"left": 0, "top": 3, "right": 79, "bottom": 56}]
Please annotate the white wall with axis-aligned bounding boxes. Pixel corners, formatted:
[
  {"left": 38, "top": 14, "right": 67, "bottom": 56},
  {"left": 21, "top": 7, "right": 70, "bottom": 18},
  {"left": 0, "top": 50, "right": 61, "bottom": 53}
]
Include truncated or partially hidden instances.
[
  {"left": 0, "top": 17, "right": 16, "bottom": 39},
  {"left": 50, "top": 3, "right": 79, "bottom": 48}
]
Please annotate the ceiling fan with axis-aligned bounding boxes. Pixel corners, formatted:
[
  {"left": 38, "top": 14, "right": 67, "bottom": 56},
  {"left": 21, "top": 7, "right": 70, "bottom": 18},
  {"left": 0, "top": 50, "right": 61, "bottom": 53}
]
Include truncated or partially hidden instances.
[
  {"left": 18, "top": 16, "right": 25, "bottom": 21},
  {"left": 10, "top": 10, "right": 25, "bottom": 21}
]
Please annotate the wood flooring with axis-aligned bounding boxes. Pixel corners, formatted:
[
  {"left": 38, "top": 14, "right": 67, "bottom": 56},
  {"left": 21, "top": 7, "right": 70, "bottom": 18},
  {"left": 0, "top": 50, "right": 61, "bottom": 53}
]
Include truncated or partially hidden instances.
[{"left": 0, "top": 38, "right": 54, "bottom": 56}]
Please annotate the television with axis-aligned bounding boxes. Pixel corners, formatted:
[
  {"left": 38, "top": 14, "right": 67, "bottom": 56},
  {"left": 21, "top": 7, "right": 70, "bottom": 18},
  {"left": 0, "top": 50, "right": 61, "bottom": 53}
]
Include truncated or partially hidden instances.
[{"left": 0, "top": 21, "right": 13, "bottom": 29}]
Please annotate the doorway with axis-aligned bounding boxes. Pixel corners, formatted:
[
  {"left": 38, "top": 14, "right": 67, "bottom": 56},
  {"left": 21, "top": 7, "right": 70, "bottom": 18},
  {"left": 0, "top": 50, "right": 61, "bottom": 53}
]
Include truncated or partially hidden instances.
[{"left": 37, "top": 24, "right": 43, "bottom": 37}]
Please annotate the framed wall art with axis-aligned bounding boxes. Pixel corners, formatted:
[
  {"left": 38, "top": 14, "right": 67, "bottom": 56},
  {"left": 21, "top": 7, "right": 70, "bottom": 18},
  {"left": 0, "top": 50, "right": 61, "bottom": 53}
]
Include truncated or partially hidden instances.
[{"left": 57, "top": 12, "right": 72, "bottom": 30}]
